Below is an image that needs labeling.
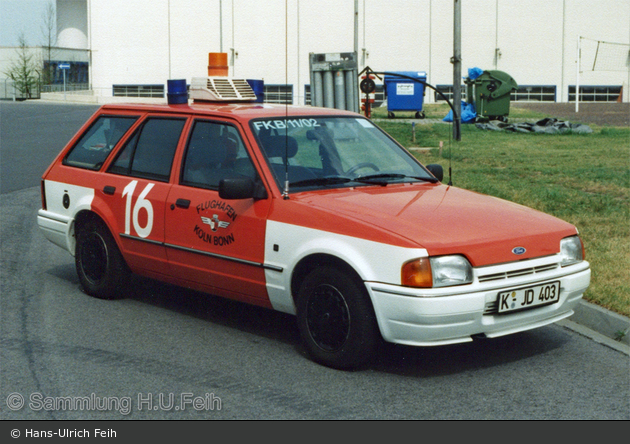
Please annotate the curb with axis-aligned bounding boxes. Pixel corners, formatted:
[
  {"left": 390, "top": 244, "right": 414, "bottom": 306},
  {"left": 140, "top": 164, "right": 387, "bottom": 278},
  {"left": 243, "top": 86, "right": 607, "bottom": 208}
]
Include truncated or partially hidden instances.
[{"left": 558, "top": 300, "right": 630, "bottom": 355}]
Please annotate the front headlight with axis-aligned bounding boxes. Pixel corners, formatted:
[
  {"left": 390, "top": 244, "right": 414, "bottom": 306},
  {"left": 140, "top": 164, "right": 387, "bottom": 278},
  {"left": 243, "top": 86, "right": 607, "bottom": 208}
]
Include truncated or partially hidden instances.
[
  {"left": 560, "top": 235, "right": 584, "bottom": 266},
  {"left": 430, "top": 255, "right": 474, "bottom": 287},
  {"left": 402, "top": 255, "right": 473, "bottom": 288}
]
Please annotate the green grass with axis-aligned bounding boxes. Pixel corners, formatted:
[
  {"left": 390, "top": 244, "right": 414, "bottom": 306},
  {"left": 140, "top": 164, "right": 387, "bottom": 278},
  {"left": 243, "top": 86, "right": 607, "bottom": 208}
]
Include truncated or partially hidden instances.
[{"left": 375, "top": 104, "right": 630, "bottom": 317}]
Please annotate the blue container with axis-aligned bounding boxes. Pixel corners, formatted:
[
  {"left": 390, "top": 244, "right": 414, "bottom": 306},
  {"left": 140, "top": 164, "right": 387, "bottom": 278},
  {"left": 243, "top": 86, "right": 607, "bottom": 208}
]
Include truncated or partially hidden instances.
[
  {"left": 247, "top": 79, "right": 265, "bottom": 103},
  {"left": 167, "top": 79, "right": 188, "bottom": 104},
  {"left": 383, "top": 71, "right": 427, "bottom": 118}
]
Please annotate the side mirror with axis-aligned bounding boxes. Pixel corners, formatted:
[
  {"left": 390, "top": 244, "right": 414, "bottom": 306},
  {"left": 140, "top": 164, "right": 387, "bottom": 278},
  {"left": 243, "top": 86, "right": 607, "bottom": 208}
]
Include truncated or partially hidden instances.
[
  {"left": 426, "top": 164, "right": 444, "bottom": 182},
  {"left": 219, "top": 178, "right": 267, "bottom": 200}
]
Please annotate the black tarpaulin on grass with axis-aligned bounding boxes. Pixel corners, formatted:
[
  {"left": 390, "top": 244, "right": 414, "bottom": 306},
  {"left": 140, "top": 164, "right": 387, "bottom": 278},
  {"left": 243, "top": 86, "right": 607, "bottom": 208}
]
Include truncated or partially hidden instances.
[{"left": 476, "top": 118, "right": 593, "bottom": 134}]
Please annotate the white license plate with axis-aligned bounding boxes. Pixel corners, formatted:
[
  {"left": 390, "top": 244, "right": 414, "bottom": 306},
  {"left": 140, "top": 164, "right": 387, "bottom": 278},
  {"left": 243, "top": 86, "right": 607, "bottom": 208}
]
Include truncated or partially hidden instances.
[{"left": 498, "top": 281, "right": 560, "bottom": 313}]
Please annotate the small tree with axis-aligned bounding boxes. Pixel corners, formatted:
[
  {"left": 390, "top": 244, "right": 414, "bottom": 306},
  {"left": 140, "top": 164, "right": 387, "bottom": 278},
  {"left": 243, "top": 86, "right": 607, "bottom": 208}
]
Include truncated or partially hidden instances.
[
  {"left": 41, "top": 1, "right": 57, "bottom": 85},
  {"left": 4, "top": 33, "right": 40, "bottom": 99}
]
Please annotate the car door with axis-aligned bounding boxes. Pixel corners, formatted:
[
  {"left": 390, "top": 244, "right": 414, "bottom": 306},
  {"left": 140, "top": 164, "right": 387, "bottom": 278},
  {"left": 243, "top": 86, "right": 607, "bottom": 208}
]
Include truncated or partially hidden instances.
[
  {"left": 164, "top": 118, "right": 272, "bottom": 305},
  {"left": 103, "top": 115, "right": 189, "bottom": 276}
]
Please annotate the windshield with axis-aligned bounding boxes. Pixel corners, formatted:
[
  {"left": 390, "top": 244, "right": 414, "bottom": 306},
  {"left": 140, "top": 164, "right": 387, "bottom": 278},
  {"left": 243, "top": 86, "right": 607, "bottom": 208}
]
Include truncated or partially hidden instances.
[{"left": 250, "top": 116, "right": 436, "bottom": 192}]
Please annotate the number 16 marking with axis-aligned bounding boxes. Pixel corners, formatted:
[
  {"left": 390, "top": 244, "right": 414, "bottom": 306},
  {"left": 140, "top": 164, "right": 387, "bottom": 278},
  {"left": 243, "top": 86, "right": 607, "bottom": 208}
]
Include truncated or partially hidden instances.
[{"left": 122, "top": 180, "right": 155, "bottom": 238}]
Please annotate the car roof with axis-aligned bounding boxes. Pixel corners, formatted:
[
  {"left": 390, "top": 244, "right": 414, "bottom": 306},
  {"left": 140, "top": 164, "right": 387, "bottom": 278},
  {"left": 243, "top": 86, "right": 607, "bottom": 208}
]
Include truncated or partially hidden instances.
[{"left": 99, "top": 102, "right": 360, "bottom": 120}]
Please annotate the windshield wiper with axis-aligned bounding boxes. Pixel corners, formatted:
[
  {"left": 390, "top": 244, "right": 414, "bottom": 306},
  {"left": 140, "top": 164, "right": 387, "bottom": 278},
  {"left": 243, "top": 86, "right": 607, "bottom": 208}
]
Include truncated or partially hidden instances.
[
  {"left": 290, "top": 176, "right": 354, "bottom": 188},
  {"left": 354, "top": 173, "right": 438, "bottom": 185},
  {"left": 291, "top": 173, "right": 438, "bottom": 189}
]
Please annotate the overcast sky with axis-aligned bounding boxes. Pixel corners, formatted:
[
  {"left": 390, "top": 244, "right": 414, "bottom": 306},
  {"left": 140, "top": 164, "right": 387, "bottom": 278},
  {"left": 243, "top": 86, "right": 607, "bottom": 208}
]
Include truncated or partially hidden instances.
[{"left": 0, "top": 0, "right": 54, "bottom": 46}]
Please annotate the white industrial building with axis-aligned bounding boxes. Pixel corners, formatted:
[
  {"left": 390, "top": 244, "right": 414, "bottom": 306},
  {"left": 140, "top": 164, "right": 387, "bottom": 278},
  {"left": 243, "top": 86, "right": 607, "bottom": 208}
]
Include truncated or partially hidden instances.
[{"left": 3, "top": 0, "right": 630, "bottom": 104}]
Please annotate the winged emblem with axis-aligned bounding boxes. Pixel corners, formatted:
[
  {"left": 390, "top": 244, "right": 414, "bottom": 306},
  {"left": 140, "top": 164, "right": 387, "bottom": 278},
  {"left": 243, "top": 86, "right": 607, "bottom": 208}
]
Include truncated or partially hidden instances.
[{"left": 201, "top": 215, "right": 230, "bottom": 232}]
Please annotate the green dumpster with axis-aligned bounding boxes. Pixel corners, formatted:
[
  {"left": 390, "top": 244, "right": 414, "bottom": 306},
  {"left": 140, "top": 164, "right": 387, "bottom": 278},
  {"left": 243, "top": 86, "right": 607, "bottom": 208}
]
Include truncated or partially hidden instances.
[{"left": 465, "top": 70, "right": 518, "bottom": 122}]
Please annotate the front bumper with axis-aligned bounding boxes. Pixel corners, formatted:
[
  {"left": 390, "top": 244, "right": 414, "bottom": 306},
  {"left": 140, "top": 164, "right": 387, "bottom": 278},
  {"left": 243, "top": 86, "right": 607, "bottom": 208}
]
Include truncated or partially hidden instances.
[{"left": 367, "top": 260, "right": 591, "bottom": 346}]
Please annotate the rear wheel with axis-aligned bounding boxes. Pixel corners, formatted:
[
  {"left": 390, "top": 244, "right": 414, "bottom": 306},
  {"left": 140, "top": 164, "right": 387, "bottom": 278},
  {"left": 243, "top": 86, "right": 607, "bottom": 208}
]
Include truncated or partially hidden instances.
[
  {"left": 75, "top": 218, "right": 129, "bottom": 299},
  {"left": 296, "top": 266, "right": 379, "bottom": 370}
]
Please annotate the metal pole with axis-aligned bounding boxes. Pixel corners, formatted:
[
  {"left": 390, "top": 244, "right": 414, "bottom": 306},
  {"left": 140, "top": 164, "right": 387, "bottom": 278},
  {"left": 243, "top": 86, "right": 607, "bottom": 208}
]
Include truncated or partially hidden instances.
[
  {"left": 362, "top": 0, "right": 366, "bottom": 68},
  {"left": 354, "top": 0, "right": 359, "bottom": 55},
  {"left": 561, "top": 0, "right": 566, "bottom": 102},
  {"left": 428, "top": 0, "right": 432, "bottom": 97},
  {"left": 219, "top": 0, "right": 223, "bottom": 53},
  {"left": 452, "top": 0, "right": 462, "bottom": 141},
  {"left": 232, "top": 0, "right": 235, "bottom": 75},
  {"left": 576, "top": 36, "right": 581, "bottom": 112},
  {"left": 168, "top": 0, "right": 171, "bottom": 79},
  {"left": 494, "top": 0, "right": 499, "bottom": 69},
  {"left": 297, "top": 0, "right": 300, "bottom": 104},
  {"left": 354, "top": 0, "right": 360, "bottom": 112}
]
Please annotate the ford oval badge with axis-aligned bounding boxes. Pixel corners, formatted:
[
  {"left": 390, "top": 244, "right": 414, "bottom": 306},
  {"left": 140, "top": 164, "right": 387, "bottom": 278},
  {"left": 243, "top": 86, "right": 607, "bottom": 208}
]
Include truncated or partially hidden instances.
[{"left": 512, "top": 247, "right": 526, "bottom": 255}]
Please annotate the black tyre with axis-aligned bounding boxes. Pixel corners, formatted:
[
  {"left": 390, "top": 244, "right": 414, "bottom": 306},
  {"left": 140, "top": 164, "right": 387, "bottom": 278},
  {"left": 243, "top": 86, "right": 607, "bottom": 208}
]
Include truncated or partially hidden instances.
[
  {"left": 75, "top": 218, "right": 129, "bottom": 299},
  {"left": 296, "top": 266, "right": 379, "bottom": 370}
]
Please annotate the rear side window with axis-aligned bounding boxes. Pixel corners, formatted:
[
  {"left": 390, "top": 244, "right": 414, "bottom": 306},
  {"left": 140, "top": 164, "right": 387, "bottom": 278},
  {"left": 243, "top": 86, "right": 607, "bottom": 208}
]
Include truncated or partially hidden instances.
[
  {"left": 108, "top": 117, "right": 186, "bottom": 181},
  {"left": 63, "top": 115, "right": 138, "bottom": 170}
]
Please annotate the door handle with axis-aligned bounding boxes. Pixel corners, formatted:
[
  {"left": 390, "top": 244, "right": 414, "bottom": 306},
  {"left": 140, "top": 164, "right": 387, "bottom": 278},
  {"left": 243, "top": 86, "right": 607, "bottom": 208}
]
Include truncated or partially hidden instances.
[
  {"left": 103, "top": 186, "right": 116, "bottom": 195},
  {"left": 174, "top": 198, "right": 191, "bottom": 209}
]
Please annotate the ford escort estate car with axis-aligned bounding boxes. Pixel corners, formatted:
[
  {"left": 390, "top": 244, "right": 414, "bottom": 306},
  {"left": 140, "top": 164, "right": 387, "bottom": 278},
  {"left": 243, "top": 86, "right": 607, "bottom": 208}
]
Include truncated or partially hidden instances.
[{"left": 37, "top": 91, "right": 590, "bottom": 369}]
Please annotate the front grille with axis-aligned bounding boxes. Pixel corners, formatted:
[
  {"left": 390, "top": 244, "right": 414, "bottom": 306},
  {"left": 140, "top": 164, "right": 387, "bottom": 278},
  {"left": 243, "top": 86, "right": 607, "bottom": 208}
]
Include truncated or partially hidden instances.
[
  {"left": 478, "top": 263, "right": 559, "bottom": 283},
  {"left": 484, "top": 299, "right": 499, "bottom": 315}
]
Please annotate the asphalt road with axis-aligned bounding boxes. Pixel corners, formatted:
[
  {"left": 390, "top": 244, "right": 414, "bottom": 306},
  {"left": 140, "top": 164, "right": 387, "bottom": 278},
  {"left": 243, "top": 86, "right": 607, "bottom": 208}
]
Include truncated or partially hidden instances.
[
  {"left": 0, "top": 101, "right": 100, "bottom": 194},
  {"left": 1, "top": 101, "right": 629, "bottom": 420}
]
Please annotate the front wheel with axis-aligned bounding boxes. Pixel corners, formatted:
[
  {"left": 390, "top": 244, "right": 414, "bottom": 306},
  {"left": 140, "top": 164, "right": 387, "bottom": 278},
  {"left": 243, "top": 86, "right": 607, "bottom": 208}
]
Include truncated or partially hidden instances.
[
  {"left": 75, "top": 218, "right": 129, "bottom": 299},
  {"left": 296, "top": 266, "right": 379, "bottom": 370}
]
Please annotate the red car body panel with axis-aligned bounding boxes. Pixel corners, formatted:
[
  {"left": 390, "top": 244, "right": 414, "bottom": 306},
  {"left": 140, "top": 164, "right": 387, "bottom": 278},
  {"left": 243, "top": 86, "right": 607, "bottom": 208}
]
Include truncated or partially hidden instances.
[{"left": 278, "top": 183, "right": 578, "bottom": 267}]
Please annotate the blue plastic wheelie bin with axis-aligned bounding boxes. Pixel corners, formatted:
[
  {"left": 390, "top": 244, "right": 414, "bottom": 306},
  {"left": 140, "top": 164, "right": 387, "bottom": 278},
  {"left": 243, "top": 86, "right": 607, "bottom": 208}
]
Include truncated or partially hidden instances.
[{"left": 383, "top": 71, "right": 427, "bottom": 119}]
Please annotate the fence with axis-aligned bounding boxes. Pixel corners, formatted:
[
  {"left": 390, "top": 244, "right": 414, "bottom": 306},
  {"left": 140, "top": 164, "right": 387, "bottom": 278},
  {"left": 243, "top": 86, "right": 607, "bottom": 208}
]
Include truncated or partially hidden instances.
[
  {"left": 42, "top": 83, "right": 91, "bottom": 94},
  {"left": 0, "top": 78, "right": 41, "bottom": 100}
]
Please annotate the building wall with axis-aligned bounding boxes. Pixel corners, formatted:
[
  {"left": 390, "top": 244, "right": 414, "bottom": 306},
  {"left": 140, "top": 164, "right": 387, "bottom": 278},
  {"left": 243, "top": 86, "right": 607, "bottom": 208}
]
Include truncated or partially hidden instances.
[
  {"left": 56, "top": 0, "right": 88, "bottom": 49},
  {"left": 57, "top": 0, "right": 630, "bottom": 102},
  {"left": 563, "top": 0, "right": 630, "bottom": 93}
]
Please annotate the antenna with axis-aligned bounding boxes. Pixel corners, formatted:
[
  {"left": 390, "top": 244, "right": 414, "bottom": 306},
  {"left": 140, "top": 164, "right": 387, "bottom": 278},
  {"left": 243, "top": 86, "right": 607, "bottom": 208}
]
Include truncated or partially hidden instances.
[
  {"left": 282, "top": 0, "right": 290, "bottom": 200},
  {"left": 447, "top": 123, "right": 453, "bottom": 186}
]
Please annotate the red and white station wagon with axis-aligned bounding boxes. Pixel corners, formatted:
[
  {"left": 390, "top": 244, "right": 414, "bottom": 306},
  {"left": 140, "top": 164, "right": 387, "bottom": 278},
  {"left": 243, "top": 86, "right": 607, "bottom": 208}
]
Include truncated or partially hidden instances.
[{"left": 37, "top": 78, "right": 590, "bottom": 369}]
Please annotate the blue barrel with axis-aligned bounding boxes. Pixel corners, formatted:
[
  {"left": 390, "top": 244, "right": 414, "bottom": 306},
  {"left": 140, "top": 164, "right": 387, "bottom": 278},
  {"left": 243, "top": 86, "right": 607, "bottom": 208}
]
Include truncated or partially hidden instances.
[
  {"left": 167, "top": 79, "right": 188, "bottom": 104},
  {"left": 247, "top": 79, "right": 265, "bottom": 103}
]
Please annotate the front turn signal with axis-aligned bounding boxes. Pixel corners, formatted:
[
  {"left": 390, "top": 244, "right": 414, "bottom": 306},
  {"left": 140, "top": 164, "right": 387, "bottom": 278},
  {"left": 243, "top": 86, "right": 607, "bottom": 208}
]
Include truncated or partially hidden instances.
[{"left": 401, "top": 258, "right": 433, "bottom": 288}]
